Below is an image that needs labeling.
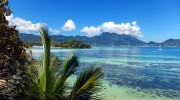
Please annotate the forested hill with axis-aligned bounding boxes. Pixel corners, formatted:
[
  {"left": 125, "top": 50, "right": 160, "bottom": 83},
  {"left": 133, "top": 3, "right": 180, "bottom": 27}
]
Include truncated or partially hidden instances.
[{"left": 18, "top": 32, "right": 180, "bottom": 47}]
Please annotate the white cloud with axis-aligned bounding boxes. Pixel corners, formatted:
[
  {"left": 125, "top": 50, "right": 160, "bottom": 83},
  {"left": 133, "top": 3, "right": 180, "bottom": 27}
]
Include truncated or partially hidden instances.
[
  {"left": 99, "top": 21, "right": 142, "bottom": 37},
  {"left": 81, "top": 21, "right": 143, "bottom": 37},
  {"left": 6, "top": 14, "right": 44, "bottom": 33},
  {"left": 49, "top": 28, "right": 60, "bottom": 34},
  {"left": 6, "top": 14, "right": 60, "bottom": 34},
  {"left": 81, "top": 26, "right": 101, "bottom": 37},
  {"left": 132, "top": 21, "right": 137, "bottom": 25},
  {"left": 61, "top": 20, "right": 76, "bottom": 31}
]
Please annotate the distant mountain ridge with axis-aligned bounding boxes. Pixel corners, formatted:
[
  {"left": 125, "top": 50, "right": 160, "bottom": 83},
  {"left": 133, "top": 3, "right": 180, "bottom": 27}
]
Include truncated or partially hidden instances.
[
  {"left": 19, "top": 33, "right": 41, "bottom": 42},
  {"left": 161, "top": 39, "right": 180, "bottom": 46},
  {"left": 18, "top": 32, "right": 180, "bottom": 47}
]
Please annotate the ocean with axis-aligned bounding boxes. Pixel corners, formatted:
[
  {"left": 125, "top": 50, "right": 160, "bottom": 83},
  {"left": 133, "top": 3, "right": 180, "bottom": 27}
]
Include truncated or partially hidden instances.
[{"left": 31, "top": 46, "right": 180, "bottom": 100}]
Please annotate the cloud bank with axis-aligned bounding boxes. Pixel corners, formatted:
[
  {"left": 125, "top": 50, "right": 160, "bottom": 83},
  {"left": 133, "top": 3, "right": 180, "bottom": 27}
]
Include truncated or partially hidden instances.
[
  {"left": 81, "top": 26, "right": 101, "bottom": 37},
  {"left": 61, "top": 20, "right": 76, "bottom": 31},
  {"left": 81, "top": 21, "right": 143, "bottom": 37},
  {"left": 6, "top": 15, "right": 142, "bottom": 37},
  {"left": 6, "top": 14, "right": 61, "bottom": 34}
]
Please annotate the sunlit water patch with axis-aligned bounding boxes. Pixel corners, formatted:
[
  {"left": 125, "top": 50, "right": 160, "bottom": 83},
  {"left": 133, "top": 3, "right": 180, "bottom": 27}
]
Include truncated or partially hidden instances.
[{"left": 31, "top": 46, "right": 180, "bottom": 100}]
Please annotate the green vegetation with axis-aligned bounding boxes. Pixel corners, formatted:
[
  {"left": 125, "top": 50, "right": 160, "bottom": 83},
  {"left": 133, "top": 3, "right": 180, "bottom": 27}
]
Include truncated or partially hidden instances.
[
  {"left": 26, "top": 27, "right": 103, "bottom": 100},
  {"left": 26, "top": 41, "right": 42, "bottom": 46},
  {"left": 0, "top": 0, "right": 29, "bottom": 99},
  {"left": 54, "top": 40, "right": 91, "bottom": 48},
  {"left": 24, "top": 40, "right": 91, "bottom": 49}
]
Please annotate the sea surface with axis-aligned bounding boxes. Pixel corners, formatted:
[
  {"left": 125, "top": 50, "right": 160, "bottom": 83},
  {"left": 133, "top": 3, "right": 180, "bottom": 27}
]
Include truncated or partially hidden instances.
[{"left": 31, "top": 46, "right": 180, "bottom": 100}]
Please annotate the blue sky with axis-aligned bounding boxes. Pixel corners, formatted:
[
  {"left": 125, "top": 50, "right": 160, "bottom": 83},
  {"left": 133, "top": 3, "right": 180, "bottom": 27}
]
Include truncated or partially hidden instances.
[{"left": 7, "top": 0, "right": 180, "bottom": 42}]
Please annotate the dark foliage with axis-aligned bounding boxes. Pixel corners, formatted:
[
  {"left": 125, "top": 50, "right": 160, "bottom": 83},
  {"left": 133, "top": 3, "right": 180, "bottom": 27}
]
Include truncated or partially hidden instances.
[
  {"left": 0, "top": 0, "right": 29, "bottom": 99},
  {"left": 54, "top": 40, "right": 91, "bottom": 48}
]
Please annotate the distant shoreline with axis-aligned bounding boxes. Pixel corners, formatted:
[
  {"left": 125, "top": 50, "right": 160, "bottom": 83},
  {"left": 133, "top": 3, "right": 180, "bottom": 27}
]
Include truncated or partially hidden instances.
[{"left": 30, "top": 45, "right": 180, "bottom": 48}]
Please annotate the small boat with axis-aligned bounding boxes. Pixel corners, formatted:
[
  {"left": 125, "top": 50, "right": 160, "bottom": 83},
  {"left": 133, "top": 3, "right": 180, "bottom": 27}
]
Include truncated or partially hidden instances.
[{"left": 158, "top": 48, "right": 162, "bottom": 51}]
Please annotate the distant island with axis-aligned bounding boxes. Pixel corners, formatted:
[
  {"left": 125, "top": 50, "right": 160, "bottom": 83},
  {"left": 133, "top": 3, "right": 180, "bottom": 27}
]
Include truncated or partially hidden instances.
[
  {"left": 25, "top": 40, "right": 91, "bottom": 49},
  {"left": 19, "top": 32, "right": 180, "bottom": 47},
  {"left": 54, "top": 40, "right": 91, "bottom": 48}
]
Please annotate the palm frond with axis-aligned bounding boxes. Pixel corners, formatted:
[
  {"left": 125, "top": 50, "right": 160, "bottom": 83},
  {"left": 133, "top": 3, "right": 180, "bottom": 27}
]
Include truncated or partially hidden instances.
[
  {"left": 69, "top": 66, "right": 104, "bottom": 100},
  {"left": 25, "top": 79, "right": 46, "bottom": 100},
  {"left": 48, "top": 54, "right": 62, "bottom": 89},
  {"left": 27, "top": 59, "right": 42, "bottom": 84},
  {"left": 62, "top": 54, "right": 79, "bottom": 79},
  {"left": 39, "top": 27, "right": 51, "bottom": 92},
  {"left": 49, "top": 54, "right": 62, "bottom": 74},
  {"left": 26, "top": 27, "right": 104, "bottom": 100},
  {"left": 51, "top": 54, "right": 79, "bottom": 94}
]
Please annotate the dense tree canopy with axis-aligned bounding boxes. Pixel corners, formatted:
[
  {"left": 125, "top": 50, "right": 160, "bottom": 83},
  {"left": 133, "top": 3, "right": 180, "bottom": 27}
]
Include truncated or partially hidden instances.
[{"left": 55, "top": 40, "right": 91, "bottom": 48}]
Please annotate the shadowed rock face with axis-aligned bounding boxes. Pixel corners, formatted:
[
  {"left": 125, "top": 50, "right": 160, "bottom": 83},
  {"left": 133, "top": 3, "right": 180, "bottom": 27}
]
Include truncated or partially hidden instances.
[{"left": 0, "top": 70, "right": 28, "bottom": 99}]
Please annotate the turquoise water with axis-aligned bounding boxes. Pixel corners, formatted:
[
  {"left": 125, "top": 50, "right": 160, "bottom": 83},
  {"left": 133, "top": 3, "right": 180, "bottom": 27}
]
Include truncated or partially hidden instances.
[{"left": 31, "top": 46, "right": 180, "bottom": 100}]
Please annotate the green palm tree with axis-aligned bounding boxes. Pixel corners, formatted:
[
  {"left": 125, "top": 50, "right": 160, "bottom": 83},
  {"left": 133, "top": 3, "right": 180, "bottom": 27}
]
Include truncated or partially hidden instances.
[{"left": 26, "top": 27, "right": 104, "bottom": 100}]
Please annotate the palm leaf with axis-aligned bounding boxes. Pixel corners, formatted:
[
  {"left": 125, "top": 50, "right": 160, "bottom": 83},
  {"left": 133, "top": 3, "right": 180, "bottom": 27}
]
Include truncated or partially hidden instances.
[
  {"left": 39, "top": 27, "right": 51, "bottom": 92},
  {"left": 51, "top": 54, "right": 79, "bottom": 94},
  {"left": 62, "top": 54, "right": 79, "bottom": 80},
  {"left": 48, "top": 54, "right": 62, "bottom": 89},
  {"left": 26, "top": 27, "right": 104, "bottom": 100},
  {"left": 69, "top": 66, "right": 104, "bottom": 100}
]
